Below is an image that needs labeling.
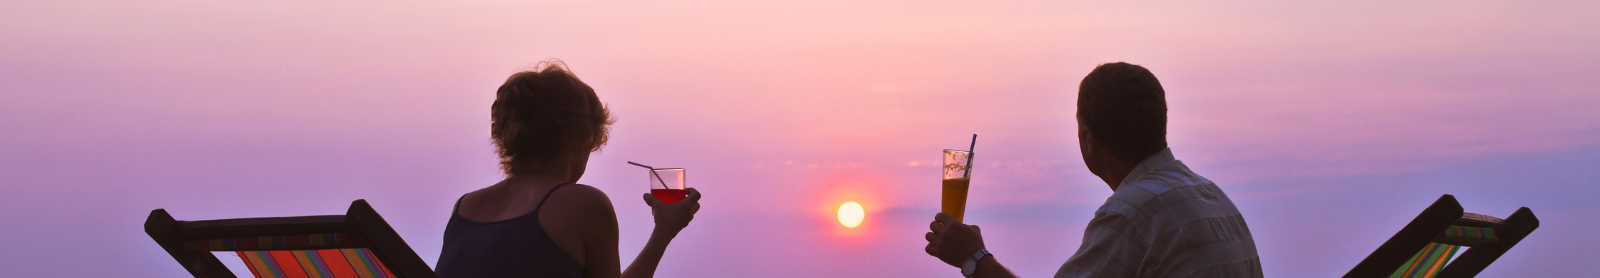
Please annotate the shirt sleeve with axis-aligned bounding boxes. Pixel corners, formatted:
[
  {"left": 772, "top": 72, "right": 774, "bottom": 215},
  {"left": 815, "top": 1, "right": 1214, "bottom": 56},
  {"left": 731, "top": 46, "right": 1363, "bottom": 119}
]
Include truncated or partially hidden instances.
[{"left": 1055, "top": 211, "right": 1147, "bottom": 278}]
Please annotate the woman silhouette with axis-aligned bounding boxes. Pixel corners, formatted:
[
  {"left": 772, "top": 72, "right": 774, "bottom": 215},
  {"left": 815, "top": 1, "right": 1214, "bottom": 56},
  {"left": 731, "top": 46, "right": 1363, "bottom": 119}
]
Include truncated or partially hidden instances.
[{"left": 435, "top": 61, "right": 702, "bottom": 278}]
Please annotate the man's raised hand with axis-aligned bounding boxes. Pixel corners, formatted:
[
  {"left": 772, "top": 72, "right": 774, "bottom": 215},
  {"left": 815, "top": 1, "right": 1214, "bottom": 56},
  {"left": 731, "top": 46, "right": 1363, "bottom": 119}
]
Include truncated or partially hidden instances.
[{"left": 924, "top": 212, "right": 986, "bottom": 267}]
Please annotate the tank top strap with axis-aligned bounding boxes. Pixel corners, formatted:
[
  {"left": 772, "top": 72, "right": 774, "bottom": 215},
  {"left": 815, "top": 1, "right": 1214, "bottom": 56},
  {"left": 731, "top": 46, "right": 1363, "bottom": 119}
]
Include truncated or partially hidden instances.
[
  {"left": 532, "top": 182, "right": 570, "bottom": 214},
  {"left": 450, "top": 194, "right": 467, "bottom": 215}
]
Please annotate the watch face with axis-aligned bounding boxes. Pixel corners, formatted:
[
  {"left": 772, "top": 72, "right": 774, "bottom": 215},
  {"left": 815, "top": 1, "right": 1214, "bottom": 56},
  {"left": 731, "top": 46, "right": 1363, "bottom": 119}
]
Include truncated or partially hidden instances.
[{"left": 962, "top": 249, "right": 987, "bottom": 276}]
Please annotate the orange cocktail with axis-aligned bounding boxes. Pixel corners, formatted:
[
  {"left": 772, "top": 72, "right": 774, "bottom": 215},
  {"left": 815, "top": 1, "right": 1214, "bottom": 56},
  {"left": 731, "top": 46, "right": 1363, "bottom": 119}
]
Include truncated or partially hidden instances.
[{"left": 942, "top": 149, "right": 973, "bottom": 221}]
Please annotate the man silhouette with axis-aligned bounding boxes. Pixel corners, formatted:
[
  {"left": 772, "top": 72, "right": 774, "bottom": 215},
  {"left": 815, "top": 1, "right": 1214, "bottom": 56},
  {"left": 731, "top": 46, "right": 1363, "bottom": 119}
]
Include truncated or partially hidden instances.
[{"left": 924, "top": 62, "right": 1263, "bottom": 278}]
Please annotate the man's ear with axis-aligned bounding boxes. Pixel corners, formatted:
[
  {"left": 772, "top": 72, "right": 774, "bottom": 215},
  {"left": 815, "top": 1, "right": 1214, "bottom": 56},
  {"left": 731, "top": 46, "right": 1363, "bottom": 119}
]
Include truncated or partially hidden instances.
[
  {"left": 1079, "top": 128, "right": 1101, "bottom": 172},
  {"left": 1080, "top": 129, "right": 1093, "bottom": 150},
  {"left": 1081, "top": 128, "right": 1101, "bottom": 160}
]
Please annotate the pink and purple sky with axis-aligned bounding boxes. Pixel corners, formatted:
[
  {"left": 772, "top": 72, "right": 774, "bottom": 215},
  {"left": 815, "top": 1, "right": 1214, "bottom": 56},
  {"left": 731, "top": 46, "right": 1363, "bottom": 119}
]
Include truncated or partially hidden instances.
[{"left": 3, "top": 0, "right": 1598, "bottom": 277}]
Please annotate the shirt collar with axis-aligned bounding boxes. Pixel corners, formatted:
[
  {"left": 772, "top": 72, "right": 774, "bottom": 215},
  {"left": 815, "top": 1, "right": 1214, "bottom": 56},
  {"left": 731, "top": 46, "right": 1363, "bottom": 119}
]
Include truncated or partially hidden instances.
[{"left": 1117, "top": 147, "right": 1176, "bottom": 190}]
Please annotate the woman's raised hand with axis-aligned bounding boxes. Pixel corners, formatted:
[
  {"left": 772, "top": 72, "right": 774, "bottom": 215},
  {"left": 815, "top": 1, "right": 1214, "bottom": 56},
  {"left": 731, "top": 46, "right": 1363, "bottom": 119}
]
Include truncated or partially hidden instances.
[{"left": 641, "top": 188, "right": 702, "bottom": 236}]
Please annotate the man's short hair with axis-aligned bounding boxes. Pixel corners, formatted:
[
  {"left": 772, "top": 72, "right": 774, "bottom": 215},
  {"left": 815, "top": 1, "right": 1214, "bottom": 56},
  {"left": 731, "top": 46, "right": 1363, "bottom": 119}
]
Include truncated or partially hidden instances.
[
  {"left": 1078, "top": 62, "right": 1168, "bottom": 164},
  {"left": 490, "top": 61, "right": 615, "bottom": 176}
]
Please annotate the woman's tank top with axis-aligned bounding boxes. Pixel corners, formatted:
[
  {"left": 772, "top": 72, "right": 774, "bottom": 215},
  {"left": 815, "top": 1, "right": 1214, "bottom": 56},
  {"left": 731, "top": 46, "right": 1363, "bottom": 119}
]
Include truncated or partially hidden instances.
[{"left": 436, "top": 182, "right": 583, "bottom": 278}]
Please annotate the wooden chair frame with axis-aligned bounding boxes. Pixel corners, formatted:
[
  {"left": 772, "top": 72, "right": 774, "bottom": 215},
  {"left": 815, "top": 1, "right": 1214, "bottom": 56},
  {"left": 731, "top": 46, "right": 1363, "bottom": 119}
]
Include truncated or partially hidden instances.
[
  {"left": 1344, "top": 194, "right": 1540, "bottom": 278},
  {"left": 146, "top": 199, "right": 437, "bottom": 278}
]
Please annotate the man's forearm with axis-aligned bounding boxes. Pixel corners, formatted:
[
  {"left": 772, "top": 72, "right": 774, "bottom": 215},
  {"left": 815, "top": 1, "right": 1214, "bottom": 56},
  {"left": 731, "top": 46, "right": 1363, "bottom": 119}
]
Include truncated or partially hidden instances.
[
  {"left": 973, "top": 255, "right": 1019, "bottom": 278},
  {"left": 621, "top": 228, "right": 678, "bottom": 278}
]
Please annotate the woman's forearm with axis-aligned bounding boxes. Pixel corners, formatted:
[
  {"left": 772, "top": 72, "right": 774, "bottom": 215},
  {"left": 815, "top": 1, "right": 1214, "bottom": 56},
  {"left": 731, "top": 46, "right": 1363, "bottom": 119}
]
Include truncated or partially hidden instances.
[{"left": 620, "top": 228, "right": 678, "bottom": 278}]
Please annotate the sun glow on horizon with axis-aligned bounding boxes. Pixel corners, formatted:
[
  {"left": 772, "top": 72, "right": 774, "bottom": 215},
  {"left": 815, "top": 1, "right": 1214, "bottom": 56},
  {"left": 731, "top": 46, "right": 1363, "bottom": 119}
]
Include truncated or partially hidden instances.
[{"left": 837, "top": 202, "right": 865, "bottom": 228}]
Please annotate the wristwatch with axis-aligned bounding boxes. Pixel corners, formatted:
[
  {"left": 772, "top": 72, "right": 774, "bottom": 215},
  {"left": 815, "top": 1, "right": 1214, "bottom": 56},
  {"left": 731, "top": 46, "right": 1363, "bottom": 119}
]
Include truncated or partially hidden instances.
[{"left": 960, "top": 249, "right": 991, "bottom": 278}]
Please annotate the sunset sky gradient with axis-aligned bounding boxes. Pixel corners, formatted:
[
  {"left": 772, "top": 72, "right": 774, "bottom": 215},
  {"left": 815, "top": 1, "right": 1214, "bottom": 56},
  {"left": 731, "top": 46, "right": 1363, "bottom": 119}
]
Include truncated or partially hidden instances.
[{"left": 3, "top": 0, "right": 1598, "bottom": 277}]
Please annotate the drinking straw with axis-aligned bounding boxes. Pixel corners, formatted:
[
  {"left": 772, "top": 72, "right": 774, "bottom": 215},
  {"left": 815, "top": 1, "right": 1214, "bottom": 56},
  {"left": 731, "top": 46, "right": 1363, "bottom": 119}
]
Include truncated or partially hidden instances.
[
  {"left": 628, "top": 161, "right": 672, "bottom": 190},
  {"left": 964, "top": 134, "right": 976, "bottom": 178}
]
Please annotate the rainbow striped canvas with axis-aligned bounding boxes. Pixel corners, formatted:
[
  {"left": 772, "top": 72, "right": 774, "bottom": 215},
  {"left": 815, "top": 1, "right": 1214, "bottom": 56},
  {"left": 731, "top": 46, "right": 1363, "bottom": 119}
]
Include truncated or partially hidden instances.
[
  {"left": 1435, "top": 226, "right": 1497, "bottom": 245},
  {"left": 236, "top": 248, "right": 396, "bottom": 278},
  {"left": 1388, "top": 242, "right": 1462, "bottom": 278}
]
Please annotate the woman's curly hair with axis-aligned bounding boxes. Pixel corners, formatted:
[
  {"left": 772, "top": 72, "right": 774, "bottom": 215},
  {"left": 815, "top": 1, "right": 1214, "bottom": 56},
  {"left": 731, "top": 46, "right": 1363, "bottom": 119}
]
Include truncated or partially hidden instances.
[{"left": 490, "top": 61, "right": 614, "bottom": 176}]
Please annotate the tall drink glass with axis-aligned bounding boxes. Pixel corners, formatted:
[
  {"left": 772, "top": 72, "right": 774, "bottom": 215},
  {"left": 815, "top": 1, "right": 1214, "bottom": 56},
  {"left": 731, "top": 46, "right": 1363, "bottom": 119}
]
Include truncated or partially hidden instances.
[
  {"left": 942, "top": 149, "right": 973, "bottom": 221},
  {"left": 649, "top": 168, "right": 687, "bottom": 203}
]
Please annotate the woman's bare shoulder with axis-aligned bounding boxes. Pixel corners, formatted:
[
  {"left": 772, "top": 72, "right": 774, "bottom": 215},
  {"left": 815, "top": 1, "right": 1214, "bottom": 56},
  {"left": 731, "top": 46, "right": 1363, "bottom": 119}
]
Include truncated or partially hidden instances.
[
  {"left": 549, "top": 184, "right": 617, "bottom": 218},
  {"left": 561, "top": 183, "right": 612, "bottom": 203}
]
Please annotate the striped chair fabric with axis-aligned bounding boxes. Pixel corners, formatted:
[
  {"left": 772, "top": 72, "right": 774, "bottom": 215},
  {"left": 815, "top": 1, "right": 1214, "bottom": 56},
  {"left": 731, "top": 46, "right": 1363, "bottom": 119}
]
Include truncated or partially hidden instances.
[
  {"left": 1388, "top": 226, "right": 1498, "bottom": 278},
  {"left": 236, "top": 248, "right": 394, "bottom": 278},
  {"left": 178, "top": 233, "right": 394, "bottom": 278}
]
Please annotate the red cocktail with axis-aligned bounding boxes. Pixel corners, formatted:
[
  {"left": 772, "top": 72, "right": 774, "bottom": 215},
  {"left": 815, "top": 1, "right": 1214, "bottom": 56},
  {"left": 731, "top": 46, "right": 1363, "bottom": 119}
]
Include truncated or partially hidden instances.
[
  {"left": 645, "top": 167, "right": 686, "bottom": 203},
  {"left": 650, "top": 189, "right": 688, "bottom": 203}
]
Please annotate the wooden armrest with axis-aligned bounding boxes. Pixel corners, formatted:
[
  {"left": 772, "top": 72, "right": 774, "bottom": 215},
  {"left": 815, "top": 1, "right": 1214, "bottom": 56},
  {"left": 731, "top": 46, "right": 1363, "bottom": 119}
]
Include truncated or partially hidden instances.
[{"left": 1455, "top": 212, "right": 1505, "bottom": 228}]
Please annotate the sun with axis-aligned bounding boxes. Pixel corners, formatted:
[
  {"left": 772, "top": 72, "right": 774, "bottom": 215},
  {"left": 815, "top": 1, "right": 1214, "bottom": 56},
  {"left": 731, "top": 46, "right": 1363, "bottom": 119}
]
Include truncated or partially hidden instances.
[{"left": 837, "top": 202, "right": 865, "bottom": 228}]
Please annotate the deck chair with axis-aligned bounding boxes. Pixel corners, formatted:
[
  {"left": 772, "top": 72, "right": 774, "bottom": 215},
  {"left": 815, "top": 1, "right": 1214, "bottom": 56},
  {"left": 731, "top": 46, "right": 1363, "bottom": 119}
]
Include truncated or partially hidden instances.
[
  {"left": 146, "top": 199, "right": 437, "bottom": 278},
  {"left": 1344, "top": 194, "right": 1539, "bottom": 278}
]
